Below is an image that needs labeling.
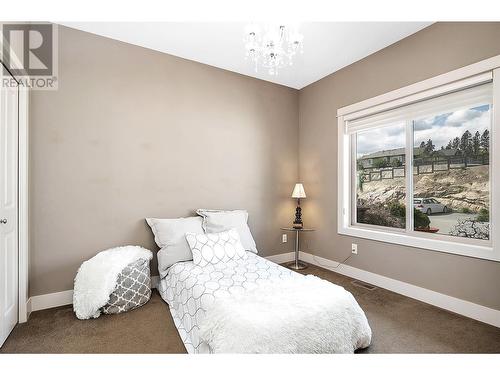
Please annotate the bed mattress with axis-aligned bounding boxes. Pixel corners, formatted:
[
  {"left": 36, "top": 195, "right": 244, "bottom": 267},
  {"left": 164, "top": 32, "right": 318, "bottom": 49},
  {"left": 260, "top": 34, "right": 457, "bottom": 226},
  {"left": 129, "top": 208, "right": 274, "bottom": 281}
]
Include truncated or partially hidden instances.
[{"left": 158, "top": 252, "right": 299, "bottom": 353}]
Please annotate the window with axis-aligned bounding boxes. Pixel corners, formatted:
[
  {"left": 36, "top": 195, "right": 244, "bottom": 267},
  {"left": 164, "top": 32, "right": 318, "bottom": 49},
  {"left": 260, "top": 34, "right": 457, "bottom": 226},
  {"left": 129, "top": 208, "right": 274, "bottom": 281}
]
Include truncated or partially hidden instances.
[
  {"left": 338, "top": 60, "right": 500, "bottom": 261},
  {"left": 356, "top": 122, "right": 406, "bottom": 229},
  {"left": 413, "top": 102, "right": 491, "bottom": 241}
]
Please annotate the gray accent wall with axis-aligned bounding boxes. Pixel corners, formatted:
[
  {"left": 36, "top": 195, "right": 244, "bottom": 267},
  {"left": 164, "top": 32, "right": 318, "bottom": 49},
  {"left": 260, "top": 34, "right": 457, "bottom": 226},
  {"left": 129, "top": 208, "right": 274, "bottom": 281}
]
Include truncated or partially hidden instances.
[
  {"left": 29, "top": 26, "right": 299, "bottom": 296},
  {"left": 298, "top": 22, "right": 500, "bottom": 310}
]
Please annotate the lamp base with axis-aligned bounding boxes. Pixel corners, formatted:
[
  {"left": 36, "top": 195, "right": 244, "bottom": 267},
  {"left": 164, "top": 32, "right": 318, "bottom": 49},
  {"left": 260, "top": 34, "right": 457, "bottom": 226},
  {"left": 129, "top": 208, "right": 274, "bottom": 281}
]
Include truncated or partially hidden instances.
[
  {"left": 293, "top": 204, "right": 303, "bottom": 229},
  {"left": 287, "top": 261, "right": 308, "bottom": 270}
]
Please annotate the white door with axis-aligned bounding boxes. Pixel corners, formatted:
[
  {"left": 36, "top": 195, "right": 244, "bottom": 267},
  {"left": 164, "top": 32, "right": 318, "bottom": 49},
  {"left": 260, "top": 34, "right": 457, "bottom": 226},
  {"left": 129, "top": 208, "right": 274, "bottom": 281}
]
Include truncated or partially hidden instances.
[{"left": 0, "top": 67, "right": 19, "bottom": 347}]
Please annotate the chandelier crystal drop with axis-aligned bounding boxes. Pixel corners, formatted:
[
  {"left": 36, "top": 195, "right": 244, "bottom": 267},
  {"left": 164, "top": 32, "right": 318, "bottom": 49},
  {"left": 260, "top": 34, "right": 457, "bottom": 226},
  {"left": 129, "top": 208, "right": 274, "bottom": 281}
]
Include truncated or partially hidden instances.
[{"left": 244, "top": 23, "right": 303, "bottom": 76}]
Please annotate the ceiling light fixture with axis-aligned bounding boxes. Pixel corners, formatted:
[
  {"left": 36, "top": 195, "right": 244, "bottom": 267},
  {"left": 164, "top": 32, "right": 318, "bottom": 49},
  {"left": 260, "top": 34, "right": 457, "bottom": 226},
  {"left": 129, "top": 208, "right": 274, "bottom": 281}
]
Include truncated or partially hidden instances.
[{"left": 244, "top": 23, "right": 303, "bottom": 76}]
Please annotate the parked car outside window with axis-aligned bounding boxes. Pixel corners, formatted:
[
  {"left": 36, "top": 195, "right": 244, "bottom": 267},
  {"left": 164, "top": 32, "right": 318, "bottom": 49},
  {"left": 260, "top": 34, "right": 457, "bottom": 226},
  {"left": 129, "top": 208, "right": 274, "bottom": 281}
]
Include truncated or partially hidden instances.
[{"left": 414, "top": 198, "right": 448, "bottom": 215}]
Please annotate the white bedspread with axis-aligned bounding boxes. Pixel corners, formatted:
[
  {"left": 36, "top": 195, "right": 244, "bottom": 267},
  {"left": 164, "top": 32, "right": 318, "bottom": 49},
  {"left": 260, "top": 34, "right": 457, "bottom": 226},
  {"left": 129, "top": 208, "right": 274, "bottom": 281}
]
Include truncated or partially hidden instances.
[{"left": 159, "top": 253, "right": 371, "bottom": 353}]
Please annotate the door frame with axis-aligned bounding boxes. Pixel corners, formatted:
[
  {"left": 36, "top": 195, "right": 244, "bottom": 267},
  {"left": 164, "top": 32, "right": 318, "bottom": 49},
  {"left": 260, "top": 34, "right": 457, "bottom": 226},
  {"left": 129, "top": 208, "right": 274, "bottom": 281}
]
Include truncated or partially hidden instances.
[
  {"left": 18, "top": 86, "right": 29, "bottom": 323},
  {"left": 1, "top": 32, "right": 30, "bottom": 323}
]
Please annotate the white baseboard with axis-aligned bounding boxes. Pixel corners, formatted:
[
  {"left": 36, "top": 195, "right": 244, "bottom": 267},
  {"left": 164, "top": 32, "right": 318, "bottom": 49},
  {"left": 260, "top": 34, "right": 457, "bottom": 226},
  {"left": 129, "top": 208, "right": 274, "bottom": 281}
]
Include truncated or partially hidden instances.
[
  {"left": 25, "top": 297, "right": 32, "bottom": 321},
  {"left": 297, "top": 251, "right": 500, "bottom": 328},
  {"left": 151, "top": 275, "right": 160, "bottom": 289},
  {"left": 30, "top": 290, "right": 73, "bottom": 312},
  {"left": 265, "top": 252, "right": 295, "bottom": 264},
  {"left": 29, "top": 275, "right": 162, "bottom": 313}
]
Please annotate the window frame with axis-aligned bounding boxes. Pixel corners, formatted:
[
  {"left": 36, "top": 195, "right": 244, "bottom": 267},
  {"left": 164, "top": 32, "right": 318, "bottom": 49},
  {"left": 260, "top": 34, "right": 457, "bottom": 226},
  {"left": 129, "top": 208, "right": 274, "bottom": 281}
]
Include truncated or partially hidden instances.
[{"left": 337, "top": 56, "right": 500, "bottom": 262}]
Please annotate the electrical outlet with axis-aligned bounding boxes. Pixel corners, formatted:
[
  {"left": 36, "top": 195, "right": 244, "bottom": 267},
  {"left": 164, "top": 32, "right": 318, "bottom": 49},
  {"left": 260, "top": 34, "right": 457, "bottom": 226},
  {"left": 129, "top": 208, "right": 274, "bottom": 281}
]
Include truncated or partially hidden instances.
[
  {"left": 282, "top": 234, "right": 287, "bottom": 243},
  {"left": 351, "top": 243, "right": 358, "bottom": 255}
]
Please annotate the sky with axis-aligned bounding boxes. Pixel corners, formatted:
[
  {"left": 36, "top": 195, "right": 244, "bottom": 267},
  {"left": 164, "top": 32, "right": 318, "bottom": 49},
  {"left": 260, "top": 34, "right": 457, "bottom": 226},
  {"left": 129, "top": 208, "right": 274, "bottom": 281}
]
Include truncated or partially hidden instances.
[{"left": 356, "top": 105, "right": 491, "bottom": 157}]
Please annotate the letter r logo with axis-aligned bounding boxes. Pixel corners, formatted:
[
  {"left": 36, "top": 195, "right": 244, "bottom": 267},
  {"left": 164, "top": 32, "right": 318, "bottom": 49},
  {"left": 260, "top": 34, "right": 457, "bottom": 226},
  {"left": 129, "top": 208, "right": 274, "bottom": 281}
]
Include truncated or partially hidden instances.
[{"left": 2, "top": 23, "right": 53, "bottom": 76}]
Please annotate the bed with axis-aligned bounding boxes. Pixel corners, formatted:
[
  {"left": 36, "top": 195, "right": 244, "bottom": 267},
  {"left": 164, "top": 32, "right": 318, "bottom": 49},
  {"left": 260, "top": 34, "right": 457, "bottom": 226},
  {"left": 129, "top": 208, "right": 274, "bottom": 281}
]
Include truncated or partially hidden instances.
[{"left": 158, "top": 252, "right": 372, "bottom": 354}]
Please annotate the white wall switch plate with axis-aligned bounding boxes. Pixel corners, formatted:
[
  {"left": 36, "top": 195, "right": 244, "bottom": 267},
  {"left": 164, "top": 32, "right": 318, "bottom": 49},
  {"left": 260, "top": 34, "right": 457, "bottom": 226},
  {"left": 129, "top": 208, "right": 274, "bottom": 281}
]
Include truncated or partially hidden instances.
[
  {"left": 282, "top": 234, "right": 287, "bottom": 243},
  {"left": 351, "top": 243, "right": 358, "bottom": 254}
]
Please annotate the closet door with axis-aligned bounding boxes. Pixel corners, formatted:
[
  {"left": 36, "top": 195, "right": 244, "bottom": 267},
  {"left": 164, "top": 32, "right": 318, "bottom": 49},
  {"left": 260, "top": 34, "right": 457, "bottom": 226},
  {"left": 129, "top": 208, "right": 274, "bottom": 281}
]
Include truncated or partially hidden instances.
[{"left": 0, "top": 66, "right": 19, "bottom": 347}]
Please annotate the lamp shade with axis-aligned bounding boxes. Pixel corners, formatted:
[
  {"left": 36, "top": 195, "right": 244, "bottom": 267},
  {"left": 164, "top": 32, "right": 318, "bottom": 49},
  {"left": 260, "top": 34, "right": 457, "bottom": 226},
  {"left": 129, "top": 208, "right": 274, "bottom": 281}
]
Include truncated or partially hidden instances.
[{"left": 291, "top": 183, "right": 306, "bottom": 199}]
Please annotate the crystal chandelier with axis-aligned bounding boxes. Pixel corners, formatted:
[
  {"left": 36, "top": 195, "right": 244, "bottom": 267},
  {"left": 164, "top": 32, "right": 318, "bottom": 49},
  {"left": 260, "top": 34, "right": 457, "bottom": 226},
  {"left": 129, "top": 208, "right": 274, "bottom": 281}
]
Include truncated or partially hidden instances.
[{"left": 244, "top": 23, "right": 303, "bottom": 76}]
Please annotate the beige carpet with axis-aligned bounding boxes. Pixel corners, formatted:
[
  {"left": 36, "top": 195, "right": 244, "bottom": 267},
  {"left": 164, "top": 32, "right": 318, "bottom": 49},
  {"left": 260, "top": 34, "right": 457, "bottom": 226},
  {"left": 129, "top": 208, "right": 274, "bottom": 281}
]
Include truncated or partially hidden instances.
[{"left": 2, "top": 263, "right": 499, "bottom": 353}]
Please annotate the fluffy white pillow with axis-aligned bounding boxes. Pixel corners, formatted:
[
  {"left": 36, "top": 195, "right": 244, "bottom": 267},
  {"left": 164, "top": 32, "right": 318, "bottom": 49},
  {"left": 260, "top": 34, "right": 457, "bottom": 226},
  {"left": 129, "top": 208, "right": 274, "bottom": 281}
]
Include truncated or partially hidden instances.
[
  {"left": 185, "top": 229, "right": 248, "bottom": 267},
  {"left": 196, "top": 209, "right": 258, "bottom": 253},
  {"left": 145, "top": 217, "right": 204, "bottom": 277}
]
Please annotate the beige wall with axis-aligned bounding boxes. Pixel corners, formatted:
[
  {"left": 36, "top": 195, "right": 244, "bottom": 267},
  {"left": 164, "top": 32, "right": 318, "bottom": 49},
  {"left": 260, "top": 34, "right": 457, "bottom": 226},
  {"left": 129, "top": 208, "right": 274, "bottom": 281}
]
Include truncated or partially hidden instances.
[
  {"left": 29, "top": 26, "right": 299, "bottom": 296},
  {"left": 299, "top": 22, "right": 500, "bottom": 310},
  {"left": 30, "top": 23, "right": 500, "bottom": 309}
]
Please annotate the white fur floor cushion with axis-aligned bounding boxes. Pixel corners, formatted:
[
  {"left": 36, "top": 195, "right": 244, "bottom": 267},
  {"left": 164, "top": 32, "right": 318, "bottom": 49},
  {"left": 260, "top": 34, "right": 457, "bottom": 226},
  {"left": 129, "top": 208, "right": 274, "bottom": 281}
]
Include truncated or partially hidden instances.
[
  {"left": 73, "top": 246, "right": 153, "bottom": 320},
  {"left": 199, "top": 275, "right": 372, "bottom": 353}
]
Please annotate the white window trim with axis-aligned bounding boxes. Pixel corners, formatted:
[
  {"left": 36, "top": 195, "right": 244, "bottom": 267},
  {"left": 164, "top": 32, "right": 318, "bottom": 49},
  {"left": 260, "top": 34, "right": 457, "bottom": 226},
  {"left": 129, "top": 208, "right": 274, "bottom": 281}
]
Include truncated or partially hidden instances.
[{"left": 337, "top": 55, "right": 500, "bottom": 262}]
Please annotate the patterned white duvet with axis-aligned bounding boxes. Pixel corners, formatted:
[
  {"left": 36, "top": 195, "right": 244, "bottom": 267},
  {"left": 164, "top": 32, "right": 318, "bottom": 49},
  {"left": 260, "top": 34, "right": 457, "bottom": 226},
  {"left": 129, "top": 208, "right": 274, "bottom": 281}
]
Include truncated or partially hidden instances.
[
  {"left": 158, "top": 253, "right": 297, "bottom": 353},
  {"left": 158, "top": 253, "right": 371, "bottom": 353}
]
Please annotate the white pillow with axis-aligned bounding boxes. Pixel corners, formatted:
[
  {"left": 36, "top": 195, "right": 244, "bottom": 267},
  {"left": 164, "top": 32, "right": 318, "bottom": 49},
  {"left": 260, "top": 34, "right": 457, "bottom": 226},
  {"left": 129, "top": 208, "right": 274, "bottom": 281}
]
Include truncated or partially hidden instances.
[
  {"left": 185, "top": 229, "right": 248, "bottom": 267},
  {"left": 196, "top": 209, "right": 258, "bottom": 253},
  {"left": 145, "top": 217, "right": 204, "bottom": 277}
]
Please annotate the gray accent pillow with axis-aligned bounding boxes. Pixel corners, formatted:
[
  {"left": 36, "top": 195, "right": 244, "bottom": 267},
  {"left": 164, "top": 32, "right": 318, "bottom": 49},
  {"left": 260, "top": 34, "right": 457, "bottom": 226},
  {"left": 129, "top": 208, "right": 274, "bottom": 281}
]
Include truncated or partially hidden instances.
[
  {"left": 146, "top": 216, "right": 204, "bottom": 277},
  {"left": 196, "top": 209, "right": 258, "bottom": 253},
  {"left": 103, "top": 258, "right": 151, "bottom": 315}
]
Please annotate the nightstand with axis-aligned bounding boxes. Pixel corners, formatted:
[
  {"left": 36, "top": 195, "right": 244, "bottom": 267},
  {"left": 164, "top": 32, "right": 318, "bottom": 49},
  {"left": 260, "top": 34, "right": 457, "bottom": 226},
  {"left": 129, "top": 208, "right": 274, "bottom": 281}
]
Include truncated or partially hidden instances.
[{"left": 280, "top": 227, "right": 315, "bottom": 270}]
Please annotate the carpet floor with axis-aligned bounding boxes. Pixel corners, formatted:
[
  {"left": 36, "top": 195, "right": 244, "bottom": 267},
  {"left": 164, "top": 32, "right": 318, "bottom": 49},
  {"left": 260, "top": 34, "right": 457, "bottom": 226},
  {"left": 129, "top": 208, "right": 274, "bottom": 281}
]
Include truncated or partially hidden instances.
[{"left": 1, "top": 263, "right": 499, "bottom": 353}]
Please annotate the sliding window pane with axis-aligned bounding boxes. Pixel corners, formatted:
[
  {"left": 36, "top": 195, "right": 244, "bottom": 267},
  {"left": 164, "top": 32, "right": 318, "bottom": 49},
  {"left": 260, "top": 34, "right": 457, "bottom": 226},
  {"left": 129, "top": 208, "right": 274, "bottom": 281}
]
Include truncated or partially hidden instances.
[
  {"left": 355, "top": 123, "right": 406, "bottom": 229},
  {"left": 413, "top": 104, "right": 491, "bottom": 240}
]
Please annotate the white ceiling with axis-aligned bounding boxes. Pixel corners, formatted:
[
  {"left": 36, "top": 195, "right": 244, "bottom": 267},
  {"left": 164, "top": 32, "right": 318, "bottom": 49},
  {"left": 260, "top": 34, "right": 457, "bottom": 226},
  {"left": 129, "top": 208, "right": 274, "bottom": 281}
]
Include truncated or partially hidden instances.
[{"left": 60, "top": 22, "right": 432, "bottom": 89}]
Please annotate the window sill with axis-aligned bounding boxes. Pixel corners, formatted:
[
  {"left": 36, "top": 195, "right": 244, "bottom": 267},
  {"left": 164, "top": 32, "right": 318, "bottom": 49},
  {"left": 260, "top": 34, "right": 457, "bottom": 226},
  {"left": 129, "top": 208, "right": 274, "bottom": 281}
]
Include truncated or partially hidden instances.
[{"left": 338, "top": 224, "right": 499, "bottom": 262}]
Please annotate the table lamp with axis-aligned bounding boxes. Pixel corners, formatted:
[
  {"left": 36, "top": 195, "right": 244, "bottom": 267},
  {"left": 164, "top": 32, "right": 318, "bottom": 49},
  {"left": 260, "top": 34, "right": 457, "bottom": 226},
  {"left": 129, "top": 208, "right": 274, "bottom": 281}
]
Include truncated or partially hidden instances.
[{"left": 292, "top": 183, "right": 306, "bottom": 229}]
